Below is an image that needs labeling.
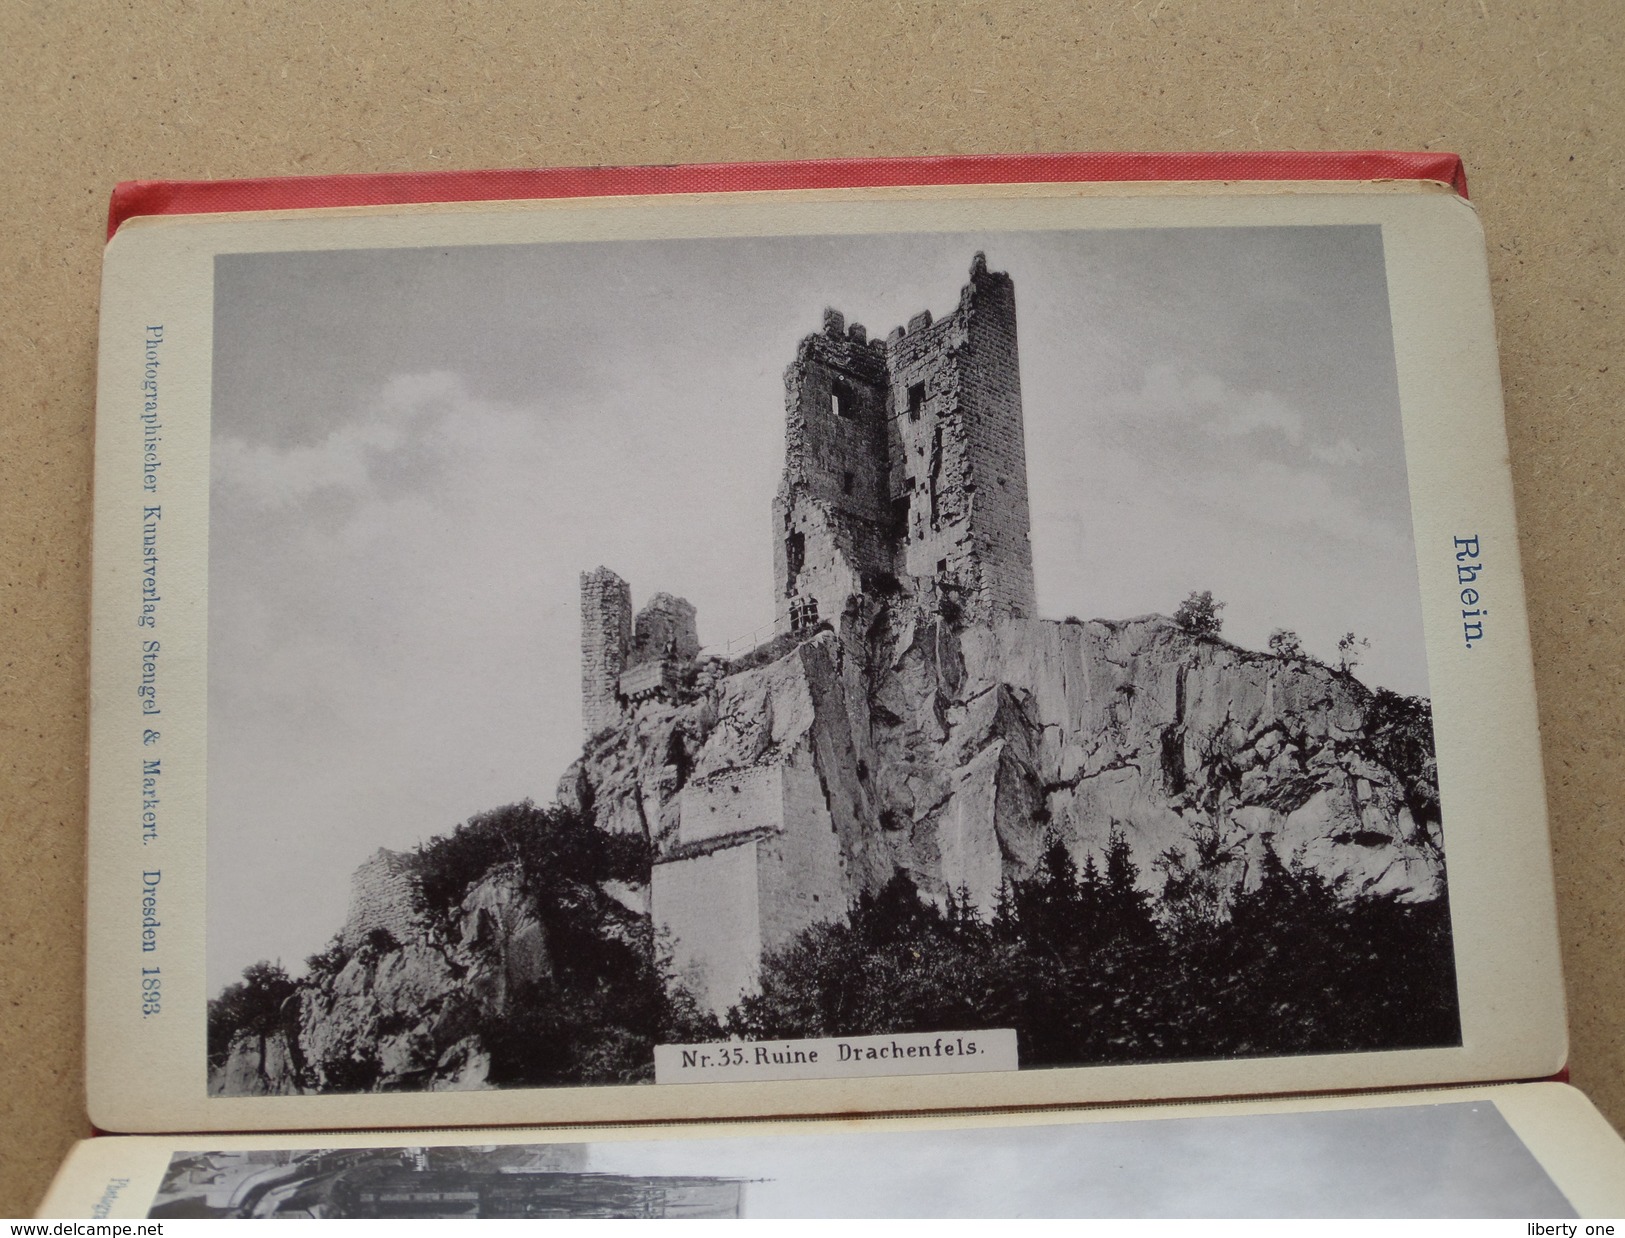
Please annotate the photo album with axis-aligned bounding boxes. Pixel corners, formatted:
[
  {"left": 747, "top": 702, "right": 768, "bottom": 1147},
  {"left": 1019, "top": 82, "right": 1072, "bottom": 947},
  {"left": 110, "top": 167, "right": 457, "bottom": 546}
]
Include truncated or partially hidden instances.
[
  {"left": 41, "top": 1085, "right": 1625, "bottom": 1218},
  {"left": 57, "top": 152, "right": 1622, "bottom": 1216}
]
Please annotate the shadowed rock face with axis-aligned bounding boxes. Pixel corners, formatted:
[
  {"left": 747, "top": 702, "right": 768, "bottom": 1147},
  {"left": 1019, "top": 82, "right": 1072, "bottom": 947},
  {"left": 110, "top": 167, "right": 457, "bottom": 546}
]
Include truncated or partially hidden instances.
[
  {"left": 557, "top": 606, "right": 1443, "bottom": 1015},
  {"left": 212, "top": 1028, "right": 304, "bottom": 1097},
  {"left": 209, "top": 864, "right": 544, "bottom": 1096}
]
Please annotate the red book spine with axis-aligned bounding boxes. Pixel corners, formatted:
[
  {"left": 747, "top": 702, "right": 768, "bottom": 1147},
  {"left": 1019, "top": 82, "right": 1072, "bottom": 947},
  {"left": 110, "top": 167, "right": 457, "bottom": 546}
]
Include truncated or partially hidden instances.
[{"left": 108, "top": 150, "right": 1467, "bottom": 239}]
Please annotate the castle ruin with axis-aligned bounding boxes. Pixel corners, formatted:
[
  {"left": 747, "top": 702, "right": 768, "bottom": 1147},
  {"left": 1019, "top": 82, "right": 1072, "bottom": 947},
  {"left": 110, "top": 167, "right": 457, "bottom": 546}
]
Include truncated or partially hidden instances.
[
  {"left": 211, "top": 253, "right": 1449, "bottom": 1096},
  {"left": 774, "top": 250, "right": 1035, "bottom": 633},
  {"left": 576, "top": 254, "right": 1042, "bottom": 1012},
  {"left": 580, "top": 252, "right": 1034, "bottom": 737},
  {"left": 580, "top": 569, "right": 701, "bottom": 735},
  {"left": 342, "top": 848, "right": 424, "bottom": 952}
]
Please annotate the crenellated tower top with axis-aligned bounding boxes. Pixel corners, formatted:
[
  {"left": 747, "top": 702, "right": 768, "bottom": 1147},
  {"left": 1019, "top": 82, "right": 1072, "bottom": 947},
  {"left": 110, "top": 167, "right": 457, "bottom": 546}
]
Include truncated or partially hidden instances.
[{"left": 774, "top": 253, "right": 1036, "bottom": 631}]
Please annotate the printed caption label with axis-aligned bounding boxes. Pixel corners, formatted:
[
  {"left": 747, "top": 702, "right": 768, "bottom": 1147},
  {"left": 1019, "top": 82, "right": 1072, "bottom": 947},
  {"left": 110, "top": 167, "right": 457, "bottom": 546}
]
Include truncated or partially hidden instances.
[{"left": 654, "top": 1028, "right": 1018, "bottom": 1085}]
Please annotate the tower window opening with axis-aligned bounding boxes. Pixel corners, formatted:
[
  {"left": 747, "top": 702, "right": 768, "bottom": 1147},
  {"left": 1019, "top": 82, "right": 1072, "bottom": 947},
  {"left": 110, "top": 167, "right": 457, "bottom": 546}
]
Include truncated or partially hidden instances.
[
  {"left": 831, "top": 382, "right": 855, "bottom": 419},
  {"left": 907, "top": 382, "right": 926, "bottom": 420},
  {"left": 842, "top": 471, "right": 854, "bottom": 495},
  {"left": 891, "top": 495, "right": 911, "bottom": 539}
]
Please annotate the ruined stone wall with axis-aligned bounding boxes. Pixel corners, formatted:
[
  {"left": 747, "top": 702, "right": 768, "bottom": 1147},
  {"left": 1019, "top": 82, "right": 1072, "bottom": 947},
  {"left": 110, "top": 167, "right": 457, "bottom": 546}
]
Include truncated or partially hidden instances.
[
  {"left": 956, "top": 257, "right": 1037, "bottom": 619},
  {"left": 774, "top": 312, "right": 896, "bottom": 626},
  {"left": 652, "top": 840, "right": 763, "bottom": 1016},
  {"left": 651, "top": 635, "right": 870, "bottom": 1016},
  {"left": 633, "top": 592, "right": 699, "bottom": 664},
  {"left": 590, "top": 257, "right": 1042, "bottom": 1011},
  {"left": 781, "top": 310, "right": 892, "bottom": 521},
  {"left": 883, "top": 254, "right": 1035, "bottom": 623},
  {"left": 886, "top": 303, "right": 978, "bottom": 596},
  {"left": 770, "top": 490, "right": 896, "bottom": 633},
  {"left": 342, "top": 848, "right": 424, "bottom": 951},
  {"left": 580, "top": 567, "right": 633, "bottom": 735},
  {"left": 773, "top": 255, "right": 1036, "bottom": 634},
  {"left": 618, "top": 658, "right": 682, "bottom": 703},
  {"left": 755, "top": 738, "right": 861, "bottom": 954},
  {"left": 676, "top": 766, "right": 785, "bottom": 847},
  {"left": 653, "top": 755, "right": 854, "bottom": 1017}
]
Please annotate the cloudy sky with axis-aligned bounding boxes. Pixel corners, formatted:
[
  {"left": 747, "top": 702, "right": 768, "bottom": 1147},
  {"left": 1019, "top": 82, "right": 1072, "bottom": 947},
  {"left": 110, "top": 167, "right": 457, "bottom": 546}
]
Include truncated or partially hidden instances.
[{"left": 207, "top": 224, "right": 1428, "bottom": 989}]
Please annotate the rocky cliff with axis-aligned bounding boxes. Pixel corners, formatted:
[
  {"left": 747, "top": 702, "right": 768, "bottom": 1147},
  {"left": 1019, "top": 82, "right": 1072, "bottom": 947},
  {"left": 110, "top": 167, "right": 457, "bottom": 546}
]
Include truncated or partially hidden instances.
[
  {"left": 556, "top": 603, "right": 1442, "bottom": 1015},
  {"left": 209, "top": 861, "right": 549, "bottom": 1095},
  {"left": 212, "top": 602, "right": 1444, "bottom": 1093},
  {"left": 567, "top": 610, "right": 1439, "bottom": 900},
  {"left": 205, "top": 810, "right": 678, "bottom": 1098}
]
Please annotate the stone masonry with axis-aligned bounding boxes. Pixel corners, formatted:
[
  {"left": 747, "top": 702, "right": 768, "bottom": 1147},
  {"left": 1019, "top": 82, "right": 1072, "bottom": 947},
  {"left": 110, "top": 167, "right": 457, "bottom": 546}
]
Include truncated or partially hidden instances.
[
  {"left": 580, "top": 570, "right": 700, "bottom": 734},
  {"left": 774, "top": 252, "right": 1036, "bottom": 632},
  {"left": 643, "top": 255, "right": 1046, "bottom": 1012},
  {"left": 342, "top": 847, "right": 424, "bottom": 951},
  {"left": 634, "top": 593, "right": 700, "bottom": 665},
  {"left": 580, "top": 567, "right": 634, "bottom": 735}
]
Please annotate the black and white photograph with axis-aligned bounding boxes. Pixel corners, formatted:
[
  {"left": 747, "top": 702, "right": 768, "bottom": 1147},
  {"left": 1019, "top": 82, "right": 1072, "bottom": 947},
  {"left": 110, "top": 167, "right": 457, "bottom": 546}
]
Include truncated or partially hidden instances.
[
  {"left": 205, "top": 223, "right": 1458, "bottom": 1097},
  {"left": 146, "top": 1102, "right": 1571, "bottom": 1218},
  {"left": 149, "top": 1143, "right": 744, "bottom": 1220}
]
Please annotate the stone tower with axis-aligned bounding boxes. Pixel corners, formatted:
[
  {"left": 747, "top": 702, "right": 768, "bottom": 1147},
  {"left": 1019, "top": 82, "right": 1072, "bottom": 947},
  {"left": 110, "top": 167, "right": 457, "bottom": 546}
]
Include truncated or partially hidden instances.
[
  {"left": 579, "top": 569, "right": 700, "bottom": 734},
  {"left": 772, "top": 308, "right": 894, "bottom": 634},
  {"left": 774, "top": 253, "right": 1036, "bottom": 631},
  {"left": 633, "top": 593, "right": 700, "bottom": 665},
  {"left": 629, "top": 256, "right": 1041, "bottom": 1015},
  {"left": 580, "top": 567, "right": 633, "bottom": 735}
]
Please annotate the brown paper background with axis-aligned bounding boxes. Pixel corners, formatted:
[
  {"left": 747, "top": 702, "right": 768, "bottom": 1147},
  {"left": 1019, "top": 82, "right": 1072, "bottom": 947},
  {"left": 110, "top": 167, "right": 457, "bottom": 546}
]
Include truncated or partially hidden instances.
[{"left": 1, "top": 1, "right": 1618, "bottom": 1215}]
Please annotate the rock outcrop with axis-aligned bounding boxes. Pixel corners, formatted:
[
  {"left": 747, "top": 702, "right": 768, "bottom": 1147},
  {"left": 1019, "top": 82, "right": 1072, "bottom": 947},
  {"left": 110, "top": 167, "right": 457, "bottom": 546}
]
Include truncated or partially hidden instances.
[
  {"left": 558, "top": 605, "right": 1443, "bottom": 1015},
  {"left": 547, "top": 259, "right": 1442, "bottom": 1017},
  {"left": 212, "top": 602, "right": 1445, "bottom": 1092},
  {"left": 209, "top": 863, "right": 551, "bottom": 1095}
]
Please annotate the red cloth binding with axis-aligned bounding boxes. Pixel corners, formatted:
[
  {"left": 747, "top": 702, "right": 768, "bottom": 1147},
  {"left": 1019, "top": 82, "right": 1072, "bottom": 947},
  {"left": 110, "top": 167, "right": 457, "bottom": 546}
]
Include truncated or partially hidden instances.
[{"left": 107, "top": 151, "right": 1467, "bottom": 239}]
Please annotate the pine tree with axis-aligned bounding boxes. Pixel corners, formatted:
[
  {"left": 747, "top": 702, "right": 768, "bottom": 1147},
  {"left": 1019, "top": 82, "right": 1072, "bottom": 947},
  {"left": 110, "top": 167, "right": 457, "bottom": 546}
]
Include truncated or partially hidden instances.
[{"left": 1101, "top": 825, "right": 1155, "bottom": 944}]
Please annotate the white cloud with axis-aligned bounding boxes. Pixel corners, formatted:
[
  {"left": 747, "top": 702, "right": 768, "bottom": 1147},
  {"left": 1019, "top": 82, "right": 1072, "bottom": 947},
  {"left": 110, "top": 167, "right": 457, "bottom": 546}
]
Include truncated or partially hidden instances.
[
  {"left": 1110, "top": 365, "right": 1307, "bottom": 445},
  {"left": 1027, "top": 372, "right": 1426, "bottom": 702},
  {"left": 211, "top": 372, "right": 468, "bottom": 510},
  {"left": 208, "top": 368, "right": 784, "bottom": 988},
  {"left": 1312, "top": 438, "right": 1364, "bottom": 467}
]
